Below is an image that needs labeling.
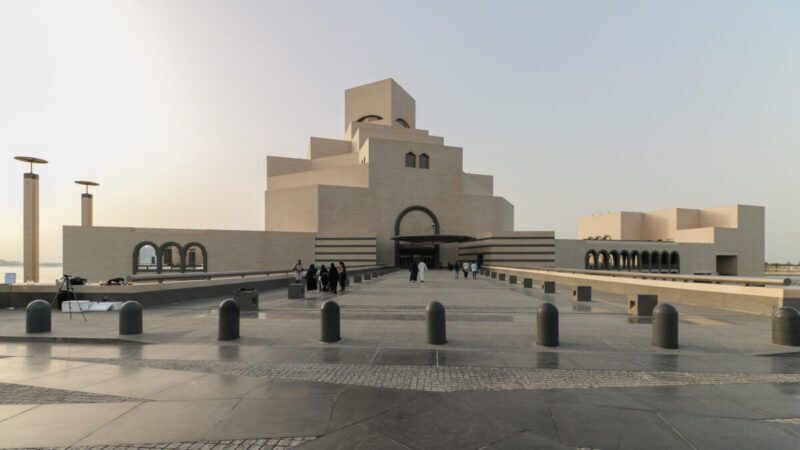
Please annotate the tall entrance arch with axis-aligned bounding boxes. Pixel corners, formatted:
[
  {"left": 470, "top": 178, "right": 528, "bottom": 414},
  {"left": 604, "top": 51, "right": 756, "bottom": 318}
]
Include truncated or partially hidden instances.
[{"left": 394, "top": 206, "right": 440, "bottom": 268}]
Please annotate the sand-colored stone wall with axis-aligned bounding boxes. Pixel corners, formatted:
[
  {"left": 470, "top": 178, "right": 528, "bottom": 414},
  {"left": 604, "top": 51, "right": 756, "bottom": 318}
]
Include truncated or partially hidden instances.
[{"left": 63, "top": 226, "right": 315, "bottom": 282}]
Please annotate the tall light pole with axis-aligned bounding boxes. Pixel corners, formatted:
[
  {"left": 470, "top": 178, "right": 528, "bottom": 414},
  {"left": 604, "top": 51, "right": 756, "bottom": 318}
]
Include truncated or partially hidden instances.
[
  {"left": 74, "top": 181, "right": 99, "bottom": 226},
  {"left": 14, "top": 156, "right": 48, "bottom": 283}
]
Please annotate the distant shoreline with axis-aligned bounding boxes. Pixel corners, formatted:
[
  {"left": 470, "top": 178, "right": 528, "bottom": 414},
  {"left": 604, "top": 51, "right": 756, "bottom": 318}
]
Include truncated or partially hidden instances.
[{"left": 0, "top": 262, "right": 62, "bottom": 267}]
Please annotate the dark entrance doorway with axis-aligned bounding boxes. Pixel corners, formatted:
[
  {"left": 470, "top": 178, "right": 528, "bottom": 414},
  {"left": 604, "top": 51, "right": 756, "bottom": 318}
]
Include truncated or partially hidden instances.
[
  {"left": 394, "top": 206, "right": 440, "bottom": 268},
  {"left": 393, "top": 206, "right": 476, "bottom": 268}
]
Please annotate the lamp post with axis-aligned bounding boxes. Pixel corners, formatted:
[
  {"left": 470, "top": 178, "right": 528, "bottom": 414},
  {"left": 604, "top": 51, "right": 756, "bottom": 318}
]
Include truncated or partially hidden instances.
[
  {"left": 14, "top": 156, "right": 48, "bottom": 283},
  {"left": 74, "top": 181, "right": 99, "bottom": 226}
]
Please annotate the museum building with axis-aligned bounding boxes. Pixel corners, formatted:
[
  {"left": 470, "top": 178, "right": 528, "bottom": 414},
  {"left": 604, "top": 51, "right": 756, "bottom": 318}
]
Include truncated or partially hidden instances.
[{"left": 63, "top": 79, "right": 765, "bottom": 281}]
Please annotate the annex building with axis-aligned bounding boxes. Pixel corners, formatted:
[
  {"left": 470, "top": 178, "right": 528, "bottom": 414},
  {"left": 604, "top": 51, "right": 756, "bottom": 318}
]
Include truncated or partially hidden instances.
[{"left": 62, "top": 79, "right": 765, "bottom": 281}]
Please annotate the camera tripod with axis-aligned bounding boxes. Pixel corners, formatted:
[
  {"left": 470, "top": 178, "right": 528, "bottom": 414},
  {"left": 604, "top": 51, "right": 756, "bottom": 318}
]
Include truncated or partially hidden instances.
[{"left": 51, "top": 274, "right": 87, "bottom": 321}]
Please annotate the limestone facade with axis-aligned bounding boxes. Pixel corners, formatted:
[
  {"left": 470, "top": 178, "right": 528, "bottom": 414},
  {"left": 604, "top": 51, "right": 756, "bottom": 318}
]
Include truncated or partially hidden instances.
[
  {"left": 265, "top": 79, "right": 513, "bottom": 267},
  {"left": 557, "top": 204, "right": 765, "bottom": 276},
  {"left": 60, "top": 79, "right": 766, "bottom": 281}
]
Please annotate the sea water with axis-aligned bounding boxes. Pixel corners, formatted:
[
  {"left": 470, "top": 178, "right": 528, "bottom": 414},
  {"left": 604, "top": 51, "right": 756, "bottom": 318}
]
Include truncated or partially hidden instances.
[{"left": 1, "top": 265, "right": 65, "bottom": 285}]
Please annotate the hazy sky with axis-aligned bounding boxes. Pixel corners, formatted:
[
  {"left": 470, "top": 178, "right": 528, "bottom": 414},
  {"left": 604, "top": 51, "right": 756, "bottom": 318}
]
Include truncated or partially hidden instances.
[{"left": 1, "top": 1, "right": 798, "bottom": 263}]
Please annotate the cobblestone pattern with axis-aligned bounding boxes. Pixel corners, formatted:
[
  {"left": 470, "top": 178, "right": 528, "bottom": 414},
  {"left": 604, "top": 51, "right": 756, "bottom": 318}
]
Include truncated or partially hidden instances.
[
  {"left": 54, "top": 357, "right": 800, "bottom": 393},
  {"left": 0, "top": 382, "right": 139, "bottom": 405},
  {"left": 12, "top": 436, "right": 315, "bottom": 450}
]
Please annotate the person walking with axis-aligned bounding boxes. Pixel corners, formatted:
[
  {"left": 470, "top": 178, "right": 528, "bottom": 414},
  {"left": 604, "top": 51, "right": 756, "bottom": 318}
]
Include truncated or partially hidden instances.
[
  {"left": 338, "top": 261, "right": 347, "bottom": 293},
  {"left": 320, "top": 265, "right": 329, "bottom": 291},
  {"left": 292, "top": 260, "right": 304, "bottom": 284},
  {"left": 471, "top": 261, "right": 478, "bottom": 279},
  {"left": 329, "top": 263, "right": 339, "bottom": 294},
  {"left": 453, "top": 260, "right": 459, "bottom": 279},
  {"left": 418, "top": 259, "right": 428, "bottom": 283},
  {"left": 306, "top": 264, "right": 318, "bottom": 291},
  {"left": 462, "top": 261, "right": 470, "bottom": 279},
  {"left": 410, "top": 259, "right": 419, "bottom": 282}
]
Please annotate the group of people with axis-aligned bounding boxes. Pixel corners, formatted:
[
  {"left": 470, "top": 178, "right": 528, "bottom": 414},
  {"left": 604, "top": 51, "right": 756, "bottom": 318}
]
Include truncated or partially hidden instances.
[
  {"left": 449, "top": 260, "right": 478, "bottom": 279},
  {"left": 292, "top": 260, "right": 348, "bottom": 294},
  {"left": 408, "top": 259, "right": 429, "bottom": 282}
]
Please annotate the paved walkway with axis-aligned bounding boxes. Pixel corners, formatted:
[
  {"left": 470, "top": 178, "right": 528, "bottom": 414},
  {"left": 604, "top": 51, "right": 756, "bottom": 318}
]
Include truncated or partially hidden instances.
[{"left": 0, "top": 270, "right": 798, "bottom": 449}]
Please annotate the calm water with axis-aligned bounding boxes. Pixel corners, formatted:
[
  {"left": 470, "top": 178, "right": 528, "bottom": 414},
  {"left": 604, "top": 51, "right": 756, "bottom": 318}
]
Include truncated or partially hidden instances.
[{"left": 1, "top": 266, "right": 64, "bottom": 284}]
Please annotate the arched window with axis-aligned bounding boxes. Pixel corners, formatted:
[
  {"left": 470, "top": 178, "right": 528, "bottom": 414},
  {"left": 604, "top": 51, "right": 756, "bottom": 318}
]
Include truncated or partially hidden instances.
[
  {"left": 631, "top": 251, "right": 640, "bottom": 270},
  {"left": 620, "top": 250, "right": 630, "bottom": 270},
  {"left": 610, "top": 250, "right": 620, "bottom": 270},
  {"left": 641, "top": 251, "right": 650, "bottom": 271},
  {"left": 585, "top": 250, "right": 597, "bottom": 270},
  {"left": 357, "top": 115, "right": 383, "bottom": 123},
  {"left": 670, "top": 251, "right": 680, "bottom": 273},
  {"left": 183, "top": 242, "right": 208, "bottom": 272},
  {"left": 405, "top": 152, "right": 416, "bottom": 168},
  {"left": 133, "top": 242, "right": 158, "bottom": 274},
  {"left": 419, "top": 153, "right": 429, "bottom": 169},
  {"left": 650, "top": 251, "right": 660, "bottom": 272},
  {"left": 395, "top": 118, "right": 410, "bottom": 128},
  {"left": 660, "top": 251, "right": 670, "bottom": 273},
  {"left": 159, "top": 242, "right": 183, "bottom": 272},
  {"left": 598, "top": 250, "right": 609, "bottom": 270}
]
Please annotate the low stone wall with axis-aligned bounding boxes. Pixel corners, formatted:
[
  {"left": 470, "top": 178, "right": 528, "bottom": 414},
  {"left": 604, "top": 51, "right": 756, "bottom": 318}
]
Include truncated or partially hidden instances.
[
  {"left": 0, "top": 266, "right": 387, "bottom": 309},
  {"left": 486, "top": 266, "right": 800, "bottom": 316}
]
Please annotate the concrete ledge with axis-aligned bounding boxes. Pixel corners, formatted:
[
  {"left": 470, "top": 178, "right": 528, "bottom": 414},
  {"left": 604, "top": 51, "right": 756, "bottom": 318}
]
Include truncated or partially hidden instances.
[
  {"left": 485, "top": 265, "right": 800, "bottom": 316},
  {"left": 0, "top": 266, "right": 383, "bottom": 308}
]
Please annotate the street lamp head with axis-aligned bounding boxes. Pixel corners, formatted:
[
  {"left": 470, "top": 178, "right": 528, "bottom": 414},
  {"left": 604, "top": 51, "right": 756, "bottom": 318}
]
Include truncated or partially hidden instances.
[
  {"left": 14, "top": 156, "right": 48, "bottom": 174},
  {"left": 75, "top": 180, "right": 100, "bottom": 194}
]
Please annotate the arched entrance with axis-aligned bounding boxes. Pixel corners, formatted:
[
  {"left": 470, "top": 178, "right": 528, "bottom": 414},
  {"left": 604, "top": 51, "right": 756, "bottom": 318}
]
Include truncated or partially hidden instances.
[{"left": 394, "top": 206, "right": 440, "bottom": 268}]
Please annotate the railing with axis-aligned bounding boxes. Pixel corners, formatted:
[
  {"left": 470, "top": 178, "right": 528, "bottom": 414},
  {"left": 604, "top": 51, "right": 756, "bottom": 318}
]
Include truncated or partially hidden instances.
[
  {"left": 127, "top": 265, "right": 388, "bottom": 284},
  {"left": 483, "top": 265, "right": 792, "bottom": 287}
]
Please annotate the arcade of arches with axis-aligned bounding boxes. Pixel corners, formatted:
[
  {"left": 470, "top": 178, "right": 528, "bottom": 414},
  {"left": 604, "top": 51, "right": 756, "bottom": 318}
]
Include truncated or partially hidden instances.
[{"left": 585, "top": 249, "right": 680, "bottom": 273}]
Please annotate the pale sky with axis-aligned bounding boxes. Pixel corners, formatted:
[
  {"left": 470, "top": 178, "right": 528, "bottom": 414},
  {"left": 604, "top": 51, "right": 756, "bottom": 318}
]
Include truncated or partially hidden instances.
[{"left": 1, "top": 0, "right": 798, "bottom": 263}]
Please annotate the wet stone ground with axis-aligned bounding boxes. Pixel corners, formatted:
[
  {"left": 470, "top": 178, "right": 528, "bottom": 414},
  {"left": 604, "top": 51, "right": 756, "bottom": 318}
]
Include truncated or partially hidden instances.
[{"left": 0, "top": 270, "right": 798, "bottom": 449}]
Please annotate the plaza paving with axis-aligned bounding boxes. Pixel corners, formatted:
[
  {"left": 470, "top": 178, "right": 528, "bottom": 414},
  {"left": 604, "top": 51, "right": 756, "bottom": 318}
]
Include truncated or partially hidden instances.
[{"left": 0, "top": 270, "right": 799, "bottom": 449}]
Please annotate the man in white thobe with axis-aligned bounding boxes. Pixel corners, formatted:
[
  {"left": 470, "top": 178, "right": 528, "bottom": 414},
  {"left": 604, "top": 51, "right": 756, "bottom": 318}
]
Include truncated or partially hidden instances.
[{"left": 418, "top": 260, "right": 428, "bottom": 283}]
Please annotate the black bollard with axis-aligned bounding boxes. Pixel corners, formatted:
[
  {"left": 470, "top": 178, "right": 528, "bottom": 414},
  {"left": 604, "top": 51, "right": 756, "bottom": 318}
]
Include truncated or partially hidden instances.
[
  {"left": 537, "top": 302, "right": 559, "bottom": 347},
  {"left": 320, "top": 300, "right": 341, "bottom": 343},
  {"left": 652, "top": 303, "right": 679, "bottom": 349},
  {"left": 26, "top": 299, "right": 51, "bottom": 333},
  {"left": 218, "top": 299, "right": 240, "bottom": 341},
  {"left": 772, "top": 307, "right": 800, "bottom": 346},
  {"left": 119, "top": 301, "right": 143, "bottom": 335},
  {"left": 426, "top": 301, "right": 447, "bottom": 345}
]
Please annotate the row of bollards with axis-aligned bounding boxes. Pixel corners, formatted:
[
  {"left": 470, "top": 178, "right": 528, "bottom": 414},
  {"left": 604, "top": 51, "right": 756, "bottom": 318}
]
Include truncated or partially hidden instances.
[
  {"left": 217, "top": 298, "right": 449, "bottom": 344},
  {"left": 26, "top": 299, "right": 143, "bottom": 335},
  {"left": 534, "top": 301, "right": 679, "bottom": 349}
]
